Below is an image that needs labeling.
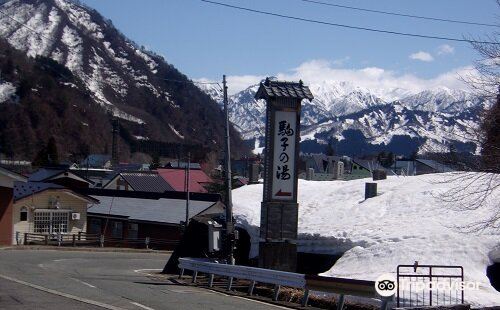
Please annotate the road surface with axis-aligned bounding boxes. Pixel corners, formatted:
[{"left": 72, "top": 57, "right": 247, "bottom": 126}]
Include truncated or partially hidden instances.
[{"left": 0, "top": 249, "right": 284, "bottom": 310}]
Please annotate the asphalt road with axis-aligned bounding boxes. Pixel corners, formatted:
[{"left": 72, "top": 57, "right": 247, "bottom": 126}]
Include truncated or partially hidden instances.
[{"left": 0, "top": 249, "right": 284, "bottom": 310}]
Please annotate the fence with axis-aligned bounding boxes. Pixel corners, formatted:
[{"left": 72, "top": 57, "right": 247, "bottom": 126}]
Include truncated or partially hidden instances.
[
  {"left": 21, "top": 232, "right": 178, "bottom": 250},
  {"left": 397, "top": 264, "right": 464, "bottom": 308},
  {"left": 178, "top": 257, "right": 390, "bottom": 310}
]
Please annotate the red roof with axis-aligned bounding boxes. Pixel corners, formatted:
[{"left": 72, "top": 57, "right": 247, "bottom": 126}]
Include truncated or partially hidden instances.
[{"left": 156, "top": 168, "right": 213, "bottom": 193}]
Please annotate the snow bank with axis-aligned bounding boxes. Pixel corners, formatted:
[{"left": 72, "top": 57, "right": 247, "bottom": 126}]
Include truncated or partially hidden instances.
[{"left": 232, "top": 174, "right": 500, "bottom": 306}]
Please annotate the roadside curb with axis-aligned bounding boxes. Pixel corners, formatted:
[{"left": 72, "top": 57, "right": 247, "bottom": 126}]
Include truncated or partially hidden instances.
[{"left": 0, "top": 245, "right": 172, "bottom": 254}]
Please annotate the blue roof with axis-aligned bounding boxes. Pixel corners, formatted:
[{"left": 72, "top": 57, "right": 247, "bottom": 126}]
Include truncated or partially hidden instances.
[
  {"left": 13, "top": 181, "right": 64, "bottom": 201},
  {"left": 28, "top": 169, "right": 63, "bottom": 182},
  {"left": 81, "top": 155, "right": 112, "bottom": 168},
  {"left": 13, "top": 181, "right": 99, "bottom": 203}
]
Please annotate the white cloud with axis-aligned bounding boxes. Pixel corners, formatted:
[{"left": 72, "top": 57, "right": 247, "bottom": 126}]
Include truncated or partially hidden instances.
[
  {"left": 437, "top": 44, "right": 455, "bottom": 55},
  {"left": 409, "top": 51, "right": 434, "bottom": 62},
  {"left": 199, "top": 59, "right": 477, "bottom": 95},
  {"left": 227, "top": 75, "right": 265, "bottom": 95},
  {"left": 331, "top": 56, "right": 350, "bottom": 66}
]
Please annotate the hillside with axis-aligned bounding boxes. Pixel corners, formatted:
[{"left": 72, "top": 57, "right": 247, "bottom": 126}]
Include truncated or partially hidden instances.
[{"left": 0, "top": 0, "right": 248, "bottom": 161}]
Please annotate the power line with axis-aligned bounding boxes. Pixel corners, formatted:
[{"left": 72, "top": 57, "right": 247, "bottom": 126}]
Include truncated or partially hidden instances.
[
  {"left": 200, "top": 0, "right": 500, "bottom": 45},
  {"left": 300, "top": 0, "right": 498, "bottom": 28}
]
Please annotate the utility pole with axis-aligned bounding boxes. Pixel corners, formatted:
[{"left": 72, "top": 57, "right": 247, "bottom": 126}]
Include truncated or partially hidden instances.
[
  {"left": 223, "top": 75, "right": 235, "bottom": 265},
  {"left": 185, "top": 152, "right": 191, "bottom": 228}
]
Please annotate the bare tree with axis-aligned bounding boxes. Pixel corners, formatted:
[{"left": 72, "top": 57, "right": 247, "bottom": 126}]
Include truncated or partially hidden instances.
[{"left": 437, "top": 7, "right": 500, "bottom": 231}]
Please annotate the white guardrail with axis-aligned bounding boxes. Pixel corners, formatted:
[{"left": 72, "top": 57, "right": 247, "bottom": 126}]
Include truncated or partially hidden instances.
[{"left": 178, "top": 257, "right": 391, "bottom": 310}]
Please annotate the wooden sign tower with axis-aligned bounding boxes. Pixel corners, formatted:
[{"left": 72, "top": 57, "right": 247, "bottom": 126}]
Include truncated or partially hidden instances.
[{"left": 255, "top": 78, "right": 313, "bottom": 271}]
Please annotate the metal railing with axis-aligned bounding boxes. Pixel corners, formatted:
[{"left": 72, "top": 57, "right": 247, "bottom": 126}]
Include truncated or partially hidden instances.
[
  {"left": 20, "top": 232, "right": 178, "bottom": 250},
  {"left": 178, "top": 257, "right": 390, "bottom": 310},
  {"left": 397, "top": 264, "right": 465, "bottom": 307}
]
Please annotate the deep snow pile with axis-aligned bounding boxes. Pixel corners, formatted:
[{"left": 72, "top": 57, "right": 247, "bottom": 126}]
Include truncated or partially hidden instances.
[{"left": 232, "top": 174, "right": 500, "bottom": 306}]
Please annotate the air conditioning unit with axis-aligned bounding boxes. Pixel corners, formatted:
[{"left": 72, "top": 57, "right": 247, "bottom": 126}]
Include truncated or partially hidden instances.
[{"left": 71, "top": 213, "right": 81, "bottom": 220}]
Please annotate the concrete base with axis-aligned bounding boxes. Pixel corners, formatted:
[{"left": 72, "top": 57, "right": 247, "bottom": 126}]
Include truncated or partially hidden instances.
[{"left": 258, "top": 241, "right": 297, "bottom": 272}]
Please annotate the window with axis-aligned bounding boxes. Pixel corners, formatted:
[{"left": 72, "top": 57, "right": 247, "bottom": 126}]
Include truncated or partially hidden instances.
[
  {"left": 128, "top": 223, "right": 138, "bottom": 239},
  {"left": 34, "top": 210, "right": 69, "bottom": 234},
  {"left": 111, "top": 221, "right": 123, "bottom": 238},
  {"left": 20, "top": 207, "right": 27, "bottom": 221},
  {"left": 89, "top": 218, "right": 102, "bottom": 235}
]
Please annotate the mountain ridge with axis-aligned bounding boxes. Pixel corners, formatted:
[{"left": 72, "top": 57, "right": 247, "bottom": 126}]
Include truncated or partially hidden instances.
[
  {"left": 0, "top": 0, "right": 248, "bottom": 161},
  {"left": 200, "top": 79, "right": 487, "bottom": 155}
]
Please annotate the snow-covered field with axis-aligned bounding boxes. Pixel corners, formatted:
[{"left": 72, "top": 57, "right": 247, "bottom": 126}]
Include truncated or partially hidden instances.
[{"left": 232, "top": 174, "right": 500, "bottom": 306}]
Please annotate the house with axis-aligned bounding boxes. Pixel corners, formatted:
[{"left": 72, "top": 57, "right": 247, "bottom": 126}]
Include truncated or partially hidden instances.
[
  {"left": 347, "top": 159, "right": 374, "bottom": 180},
  {"left": 165, "top": 161, "right": 201, "bottom": 170},
  {"left": 157, "top": 168, "right": 213, "bottom": 193},
  {"left": 9, "top": 181, "right": 98, "bottom": 245},
  {"left": 300, "top": 154, "right": 345, "bottom": 180},
  {"left": 113, "top": 163, "right": 147, "bottom": 171},
  {"left": 81, "top": 154, "right": 112, "bottom": 169},
  {"left": 84, "top": 189, "right": 223, "bottom": 249},
  {"left": 231, "top": 157, "right": 261, "bottom": 178},
  {"left": 103, "top": 171, "right": 174, "bottom": 193},
  {"left": 390, "top": 161, "right": 416, "bottom": 176},
  {"left": 0, "top": 159, "right": 32, "bottom": 174},
  {"left": 0, "top": 167, "right": 28, "bottom": 245},
  {"left": 415, "top": 159, "right": 455, "bottom": 175},
  {"left": 71, "top": 168, "right": 116, "bottom": 188},
  {"left": 29, "top": 168, "right": 94, "bottom": 189}
]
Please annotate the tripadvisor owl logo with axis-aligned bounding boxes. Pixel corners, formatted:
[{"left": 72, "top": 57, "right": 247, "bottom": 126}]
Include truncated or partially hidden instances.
[{"left": 375, "top": 273, "right": 397, "bottom": 297}]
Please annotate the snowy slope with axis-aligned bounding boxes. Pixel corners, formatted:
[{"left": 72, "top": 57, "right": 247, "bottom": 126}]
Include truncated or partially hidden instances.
[
  {"left": 0, "top": 0, "right": 164, "bottom": 123},
  {"left": 0, "top": 0, "right": 243, "bottom": 156},
  {"left": 0, "top": 81, "right": 16, "bottom": 103},
  {"left": 232, "top": 174, "right": 500, "bottom": 306}
]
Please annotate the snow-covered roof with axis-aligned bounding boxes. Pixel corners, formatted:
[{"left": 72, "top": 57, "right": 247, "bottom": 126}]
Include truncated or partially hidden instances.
[{"left": 232, "top": 174, "right": 500, "bottom": 306}]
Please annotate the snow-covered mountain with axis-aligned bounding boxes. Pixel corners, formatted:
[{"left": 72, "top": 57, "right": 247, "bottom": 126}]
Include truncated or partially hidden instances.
[
  {"left": 0, "top": 0, "right": 248, "bottom": 159},
  {"left": 201, "top": 80, "right": 487, "bottom": 155}
]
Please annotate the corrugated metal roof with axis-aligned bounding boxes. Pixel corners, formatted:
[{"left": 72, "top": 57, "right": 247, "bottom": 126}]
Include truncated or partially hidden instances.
[
  {"left": 416, "top": 159, "right": 454, "bottom": 173},
  {"left": 120, "top": 171, "right": 174, "bottom": 192},
  {"left": 157, "top": 169, "right": 213, "bottom": 193},
  {"left": 255, "top": 78, "right": 314, "bottom": 100},
  {"left": 87, "top": 195, "right": 216, "bottom": 224}
]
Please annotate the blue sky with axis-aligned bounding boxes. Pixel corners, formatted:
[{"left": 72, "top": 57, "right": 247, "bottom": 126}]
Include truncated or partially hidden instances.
[{"left": 81, "top": 0, "right": 498, "bottom": 93}]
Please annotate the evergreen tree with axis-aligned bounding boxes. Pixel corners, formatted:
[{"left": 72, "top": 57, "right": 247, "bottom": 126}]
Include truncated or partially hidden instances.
[
  {"left": 32, "top": 137, "right": 59, "bottom": 167},
  {"left": 325, "top": 142, "right": 335, "bottom": 156},
  {"left": 149, "top": 154, "right": 161, "bottom": 170},
  {"left": 46, "top": 137, "right": 59, "bottom": 165}
]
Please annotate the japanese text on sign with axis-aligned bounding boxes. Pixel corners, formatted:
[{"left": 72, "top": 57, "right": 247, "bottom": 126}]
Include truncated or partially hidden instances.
[{"left": 272, "top": 111, "right": 296, "bottom": 200}]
